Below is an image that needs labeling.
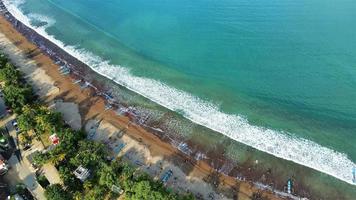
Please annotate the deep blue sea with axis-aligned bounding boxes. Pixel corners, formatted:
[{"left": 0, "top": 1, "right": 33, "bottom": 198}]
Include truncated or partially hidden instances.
[{"left": 5, "top": 0, "right": 356, "bottom": 191}]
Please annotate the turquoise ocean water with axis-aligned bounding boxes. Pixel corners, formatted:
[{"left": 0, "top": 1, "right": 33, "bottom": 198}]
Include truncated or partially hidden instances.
[{"left": 4, "top": 0, "right": 356, "bottom": 196}]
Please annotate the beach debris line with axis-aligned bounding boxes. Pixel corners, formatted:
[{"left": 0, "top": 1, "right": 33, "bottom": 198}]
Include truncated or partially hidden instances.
[
  {"left": 218, "top": 161, "right": 235, "bottom": 176},
  {"left": 0, "top": 4, "right": 320, "bottom": 198}
]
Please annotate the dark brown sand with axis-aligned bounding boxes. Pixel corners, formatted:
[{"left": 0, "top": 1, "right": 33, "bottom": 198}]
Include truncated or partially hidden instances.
[{"left": 0, "top": 13, "right": 286, "bottom": 200}]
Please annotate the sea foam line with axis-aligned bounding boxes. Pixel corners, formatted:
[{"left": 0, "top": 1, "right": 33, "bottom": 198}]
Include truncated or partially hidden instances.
[{"left": 4, "top": 0, "right": 355, "bottom": 185}]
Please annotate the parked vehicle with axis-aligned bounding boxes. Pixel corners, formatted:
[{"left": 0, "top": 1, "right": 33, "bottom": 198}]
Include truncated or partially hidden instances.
[{"left": 12, "top": 119, "right": 18, "bottom": 127}]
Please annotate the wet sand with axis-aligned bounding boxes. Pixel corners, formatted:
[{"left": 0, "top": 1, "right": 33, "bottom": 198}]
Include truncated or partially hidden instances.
[{"left": 0, "top": 5, "right": 291, "bottom": 200}]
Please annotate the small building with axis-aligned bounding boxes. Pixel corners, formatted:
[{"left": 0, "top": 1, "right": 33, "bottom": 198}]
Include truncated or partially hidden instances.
[
  {"left": 73, "top": 165, "right": 90, "bottom": 182},
  {"left": 49, "top": 134, "right": 59, "bottom": 145},
  {"left": 111, "top": 185, "right": 123, "bottom": 195}
]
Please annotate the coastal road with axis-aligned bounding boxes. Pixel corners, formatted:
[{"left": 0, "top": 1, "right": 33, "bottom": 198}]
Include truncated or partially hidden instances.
[
  {"left": 4, "top": 153, "right": 46, "bottom": 200},
  {"left": 2, "top": 115, "right": 46, "bottom": 200}
]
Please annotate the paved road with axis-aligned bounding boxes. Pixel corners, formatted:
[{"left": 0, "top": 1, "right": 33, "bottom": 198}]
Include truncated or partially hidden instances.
[
  {"left": 5, "top": 153, "right": 46, "bottom": 200},
  {"left": 0, "top": 94, "right": 7, "bottom": 118},
  {"left": 2, "top": 115, "right": 46, "bottom": 200}
]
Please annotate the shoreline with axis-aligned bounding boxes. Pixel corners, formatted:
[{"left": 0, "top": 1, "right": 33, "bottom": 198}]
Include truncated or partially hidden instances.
[
  {"left": 4, "top": 0, "right": 356, "bottom": 189},
  {"left": 2, "top": 1, "right": 356, "bottom": 199},
  {"left": 0, "top": 3, "right": 293, "bottom": 200},
  {"left": 0, "top": 1, "right": 326, "bottom": 198}
]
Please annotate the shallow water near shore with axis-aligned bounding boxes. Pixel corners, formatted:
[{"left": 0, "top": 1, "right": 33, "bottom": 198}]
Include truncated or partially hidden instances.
[{"left": 3, "top": 0, "right": 356, "bottom": 198}]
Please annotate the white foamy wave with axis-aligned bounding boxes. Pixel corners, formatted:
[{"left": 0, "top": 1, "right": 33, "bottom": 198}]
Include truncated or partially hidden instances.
[
  {"left": 28, "top": 13, "right": 56, "bottom": 28},
  {"left": 4, "top": 0, "right": 356, "bottom": 185}
]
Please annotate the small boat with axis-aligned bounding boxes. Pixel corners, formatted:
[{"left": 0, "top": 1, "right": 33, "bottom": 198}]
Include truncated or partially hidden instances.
[
  {"left": 80, "top": 81, "right": 90, "bottom": 89},
  {"left": 105, "top": 104, "right": 113, "bottom": 110},
  {"left": 73, "top": 79, "right": 81, "bottom": 84},
  {"left": 61, "top": 69, "right": 70, "bottom": 75},
  {"left": 287, "top": 178, "right": 292, "bottom": 194},
  {"left": 103, "top": 92, "right": 114, "bottom": 100},
  {"left": 59, "top": 67, "right": 69, "bottom": 72},
  {"left": 58, "top": 65, "right": 67, "bottom": 70}
]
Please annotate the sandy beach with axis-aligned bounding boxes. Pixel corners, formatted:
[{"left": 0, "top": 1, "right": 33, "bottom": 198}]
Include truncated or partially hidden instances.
[{"left": 0, "top": 9, "right": 293, "bottom": 200}]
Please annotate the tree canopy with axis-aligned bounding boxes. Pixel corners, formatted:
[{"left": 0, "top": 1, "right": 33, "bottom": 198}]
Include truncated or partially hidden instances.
[
  {"left": 0, "top": 57, "right": 34, "bottom": 113},
  {"left": 3, "top": 84, "right": 33, "bottom": 113},
  {"left": 45, "top": 184, "right": 72, "bottom": 200},
  {"left": 69, "top": 140, "right": 107, "bottom": 168},
  {"left": 0, "top": 62, "right": 21, "bottom": 85},
  {"left": 0, "top": 53, "right": 195, "bottom": 200}
]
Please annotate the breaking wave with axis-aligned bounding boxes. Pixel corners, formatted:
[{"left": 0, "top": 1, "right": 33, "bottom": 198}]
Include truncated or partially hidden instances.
[{"left": 4, "top": 0, "right": 355, "bottom": 185}]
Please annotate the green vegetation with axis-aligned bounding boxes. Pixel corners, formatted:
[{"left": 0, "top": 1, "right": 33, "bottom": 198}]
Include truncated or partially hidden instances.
[
  {"left": 17, "top": 104, "right": 64, "bottom": 147},
  {"left": 15, "top": 184, "right": 26, "bottom": 194},
  {"left": 45, "top": 184, "right": 72, "bottom": 200},
  {"left": 0, "top": 130, "right": 10, "bottom": 150},
  {"left": 0, "top": 54, "right": 34, "bottom": 113},
  {"left": 36, "top": 174, "right": 50, "bottom": 188},
  {"left": 34, "top": 117, "right": 194, "bottom": 200},
  {"left": 0, "top": 53, "right": 195, "bottom": 200}
]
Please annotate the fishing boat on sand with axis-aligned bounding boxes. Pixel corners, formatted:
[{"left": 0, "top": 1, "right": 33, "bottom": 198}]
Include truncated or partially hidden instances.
[{"left": 287, "top": 178, "right": 293, "bottom": 194}]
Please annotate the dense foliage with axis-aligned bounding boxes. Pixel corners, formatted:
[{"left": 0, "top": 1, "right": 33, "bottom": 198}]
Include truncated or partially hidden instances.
[
  {"left": 45, "top": 184, "right": 71, "bottom": 200},
  {"left": 0, "top": 55, "right": 34, "bottom": 113},
  {"left": 36, "top": 174, "right": 50, "bottom": 188},
  {"left": 0, "top": 53, "right": 195, "bottom": 200}
]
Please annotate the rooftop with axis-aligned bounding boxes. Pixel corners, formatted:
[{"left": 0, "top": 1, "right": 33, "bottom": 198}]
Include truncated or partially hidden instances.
[{"left": 73, "top": 165, "right": 90, "bottom": 182}]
